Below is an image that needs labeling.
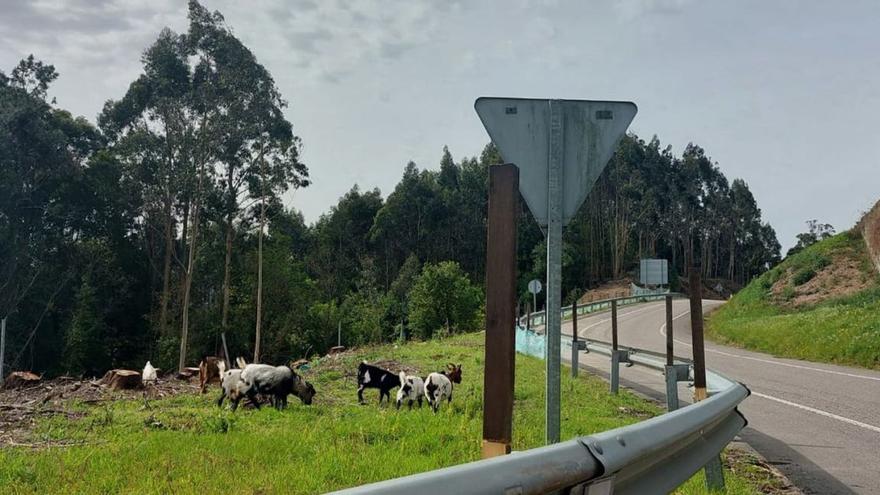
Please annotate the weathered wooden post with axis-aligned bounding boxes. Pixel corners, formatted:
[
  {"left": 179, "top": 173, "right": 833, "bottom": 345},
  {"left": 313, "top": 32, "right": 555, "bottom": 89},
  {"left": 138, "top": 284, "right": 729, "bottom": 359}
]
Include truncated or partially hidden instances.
[
  {"left": 570, "top": 300, "right": 579, "bottom": 377},
  {"left": 690, "top": 257, "right": 725, "bottom": 491},
  {"left": 610, "top": 299, "right": 621, "bottom": 394},
  {"left": 482, "top": 164, "right": 519, "bottom": 458}
]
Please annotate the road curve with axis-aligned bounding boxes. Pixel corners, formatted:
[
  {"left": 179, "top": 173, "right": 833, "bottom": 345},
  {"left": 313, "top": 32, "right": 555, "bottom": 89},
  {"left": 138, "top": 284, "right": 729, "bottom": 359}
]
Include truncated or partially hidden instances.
[{"left": 555, "top": 299, "right": 880, "bottom": 495}]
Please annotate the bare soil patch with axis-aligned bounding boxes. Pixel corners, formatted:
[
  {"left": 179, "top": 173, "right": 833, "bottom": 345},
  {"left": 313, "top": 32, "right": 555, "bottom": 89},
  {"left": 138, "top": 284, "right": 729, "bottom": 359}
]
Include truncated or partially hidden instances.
[
  {"left": 771, "top": 253, "right": 873, "bottom": 307},
  {"left": 0, "top": 375, "right": 199, "bottom": 447}
]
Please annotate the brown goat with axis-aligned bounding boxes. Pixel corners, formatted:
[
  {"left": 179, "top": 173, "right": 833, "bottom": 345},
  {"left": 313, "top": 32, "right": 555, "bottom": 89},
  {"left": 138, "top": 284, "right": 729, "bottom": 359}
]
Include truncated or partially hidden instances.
[
  {"left": 444, "top": 363, "right": 462, "bottom": 384},
  {"left": 198, "top": 356, "right": 225, "bottom": 393}
]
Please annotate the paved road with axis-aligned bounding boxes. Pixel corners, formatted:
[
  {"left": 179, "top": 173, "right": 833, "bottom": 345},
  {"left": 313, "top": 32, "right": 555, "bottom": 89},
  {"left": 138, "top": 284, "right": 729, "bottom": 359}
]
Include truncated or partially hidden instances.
[{"left": 555, "top": 299, "right": 880, "bottom": 495}]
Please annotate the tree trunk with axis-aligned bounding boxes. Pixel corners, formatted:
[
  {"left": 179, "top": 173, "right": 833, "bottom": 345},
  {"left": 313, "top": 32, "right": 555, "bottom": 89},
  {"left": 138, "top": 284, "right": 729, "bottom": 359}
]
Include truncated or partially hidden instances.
[
  {"left": 254, "top": 140, "right": 266, "bottom": 364},
  {"left": 221, "top": 214, "right": 233, "bottom": 330},
  {"left": 159, "top": 200, "right": 174, "bottom": 337},
  {"left": 178, "top": 158, "right": 206, "bottom": 373}
]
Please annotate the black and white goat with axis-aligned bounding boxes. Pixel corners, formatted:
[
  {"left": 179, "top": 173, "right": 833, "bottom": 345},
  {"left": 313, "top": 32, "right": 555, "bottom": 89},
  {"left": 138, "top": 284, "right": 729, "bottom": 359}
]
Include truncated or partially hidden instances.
[
  {"left": 395, "top": 372, "right": 425, "bottom": 410},
  {"left": 217, "top": 368, "right": 250, "bottom": 411},
  {"left": 356, "top": 361, "right": 400, "bottom": 405},
  {"left": 424, "top": 364, "right": 461, "bottom": 413},
  {"left": 240, "top": 363, "right": 316, "bottom": 410}
]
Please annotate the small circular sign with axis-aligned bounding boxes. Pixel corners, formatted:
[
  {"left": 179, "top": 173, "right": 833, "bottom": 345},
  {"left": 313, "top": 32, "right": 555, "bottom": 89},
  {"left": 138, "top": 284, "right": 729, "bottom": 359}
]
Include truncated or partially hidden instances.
[{"left": 527, "top": 279, "right": 543, "bottom": 294}]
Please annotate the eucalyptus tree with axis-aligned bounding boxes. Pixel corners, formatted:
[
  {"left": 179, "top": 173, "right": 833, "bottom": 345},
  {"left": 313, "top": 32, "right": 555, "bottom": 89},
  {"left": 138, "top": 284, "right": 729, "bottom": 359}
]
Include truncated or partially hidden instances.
[
  {"left": 99, "top": 28, "right": 194, "bottom": 351},
  {"left": 185, "top": 0, "right": 309, "bottom": 362}
]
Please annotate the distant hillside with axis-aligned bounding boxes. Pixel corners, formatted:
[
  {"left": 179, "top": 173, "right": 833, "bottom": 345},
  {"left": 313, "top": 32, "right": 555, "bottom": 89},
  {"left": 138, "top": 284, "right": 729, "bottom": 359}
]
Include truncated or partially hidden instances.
[{"left": 707, "top": 207, "right": 880, "bottom": 369}]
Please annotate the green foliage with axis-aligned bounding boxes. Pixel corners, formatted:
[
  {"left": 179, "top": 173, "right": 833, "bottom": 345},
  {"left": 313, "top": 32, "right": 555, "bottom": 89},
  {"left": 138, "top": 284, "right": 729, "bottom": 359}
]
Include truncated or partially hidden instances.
[
  {"left": 341, "top": 288, "right": 386, "bottom": 345},
  {"left": 408, "top": 262, "right": 483, "bottom": 339},
  {"left": 64, "top": 278, "right": 108, "bottom": 376},
  {"left": 708, "top": 231, "right": 880, "bottom": 369},
  {"left": 0, "top": 333, "right": 766, "bottom": 494},
  {"left": 0, "top": 2, "right": 781, "bottom": 379},
  {"left": 786, "top": 219, "right": 836, "bottom": 257}
]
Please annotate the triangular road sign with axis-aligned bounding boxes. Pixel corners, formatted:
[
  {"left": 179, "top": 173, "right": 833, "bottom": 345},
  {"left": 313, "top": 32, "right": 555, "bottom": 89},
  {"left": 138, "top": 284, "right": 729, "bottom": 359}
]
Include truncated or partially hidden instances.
[{"left": 475, "top": 98, "right": 637, "bottom": 226}]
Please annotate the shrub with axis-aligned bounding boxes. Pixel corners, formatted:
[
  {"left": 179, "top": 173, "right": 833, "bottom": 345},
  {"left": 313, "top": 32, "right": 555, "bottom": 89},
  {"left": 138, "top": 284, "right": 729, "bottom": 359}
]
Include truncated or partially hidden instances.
[
  {"left": 792, "top": 268, "right": 817, "bottom": 286},
  {"left": 408, "top": 261, "right": 483, "bottom": 339}
]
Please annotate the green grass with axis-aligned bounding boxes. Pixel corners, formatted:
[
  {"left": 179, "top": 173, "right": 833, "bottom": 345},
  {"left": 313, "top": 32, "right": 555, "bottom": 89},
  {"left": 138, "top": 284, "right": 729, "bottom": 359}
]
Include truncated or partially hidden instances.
[
  {"left": 1, "top": 333, "right": 769, "bottom": 494},
  {"left": 708, "top": 231, "right": 880, "bottom": 369}
]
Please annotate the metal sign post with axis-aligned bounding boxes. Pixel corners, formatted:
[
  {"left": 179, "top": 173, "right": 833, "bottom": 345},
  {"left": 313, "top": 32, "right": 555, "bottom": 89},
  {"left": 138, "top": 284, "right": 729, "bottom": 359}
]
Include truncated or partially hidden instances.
[
  {"left": 527, "top": 279, "right": 542, "bottom": 316},
  {"left": 475, "top": 97, "right": 637, "bottom": 444}
]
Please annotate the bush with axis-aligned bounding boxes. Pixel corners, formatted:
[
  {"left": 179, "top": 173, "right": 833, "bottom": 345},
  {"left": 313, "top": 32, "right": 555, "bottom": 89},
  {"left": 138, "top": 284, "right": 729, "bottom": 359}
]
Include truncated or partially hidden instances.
[
  {"left": 792, "top": 268, "right": 816, "bottom": 286},
  {"left": 408, "top": 261, "right": 483, "bottom": 339}
]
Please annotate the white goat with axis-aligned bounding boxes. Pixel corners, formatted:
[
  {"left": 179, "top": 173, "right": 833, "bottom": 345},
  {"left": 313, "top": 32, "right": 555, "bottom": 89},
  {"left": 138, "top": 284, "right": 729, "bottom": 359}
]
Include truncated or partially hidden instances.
[
  {"left": 217, "top": 369, "right": 250, "bottom": 411},
  {"left": 395, "top": 372, "right": 425, "bottom": 410},
  {"left": 142, "top": 361, "right": 158, "bottom": 383},
  {"left": 424, "top": 372, "right": 453, "bottom": 413}
]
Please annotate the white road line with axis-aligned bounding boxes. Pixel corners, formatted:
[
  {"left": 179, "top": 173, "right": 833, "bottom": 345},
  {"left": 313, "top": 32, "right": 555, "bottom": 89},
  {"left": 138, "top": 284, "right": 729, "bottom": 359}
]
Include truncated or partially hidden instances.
[
  {"left": 752, "top": 392, "right": 880, "bottom": 434},
  {"left": 659, "top": 312, "right": 880, "bottom": 383},
  {"left": 581, "top": 303, "right": 664, "bottom": 331}
]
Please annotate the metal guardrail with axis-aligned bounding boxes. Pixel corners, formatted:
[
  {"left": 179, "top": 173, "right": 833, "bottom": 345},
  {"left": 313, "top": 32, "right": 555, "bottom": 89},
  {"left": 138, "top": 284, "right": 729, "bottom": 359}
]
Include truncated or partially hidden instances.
[
  {"left": 524, "top": 292, "right": 678, "bottom": 329},
  {"left": 330, "top": 296, "right": 749, "bottom": 495}
]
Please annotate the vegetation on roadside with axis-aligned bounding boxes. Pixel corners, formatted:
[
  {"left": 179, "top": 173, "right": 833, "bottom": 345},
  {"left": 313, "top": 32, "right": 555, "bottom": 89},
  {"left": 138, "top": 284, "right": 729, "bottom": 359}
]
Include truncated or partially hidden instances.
[
  {"left": 0, "top": 333, "right": 772, "bottom": 494},
  {"left": 1, "top": 0, "right": 780, "bottom": 380},
  {"left": 708, "top": 230, "right": 880, "bottom": 369}
]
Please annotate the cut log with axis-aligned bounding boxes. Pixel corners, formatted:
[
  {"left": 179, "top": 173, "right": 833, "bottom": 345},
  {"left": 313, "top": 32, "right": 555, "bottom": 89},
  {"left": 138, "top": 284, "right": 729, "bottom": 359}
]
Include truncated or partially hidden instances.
[
  {"left": 3, "top": 371, "right": 41, "bottom": 389},
  {"left": 290, "top": 358, "right": 310, "bottom": 369},
  {"left": 100, "top": 369, "right": 142, "bottom": 390},
  {"left": 176, "top": 367, "right": 201, "bottom": 380},
  {"left": 328, "top": 346, "right": 346, "bottom": 355}
]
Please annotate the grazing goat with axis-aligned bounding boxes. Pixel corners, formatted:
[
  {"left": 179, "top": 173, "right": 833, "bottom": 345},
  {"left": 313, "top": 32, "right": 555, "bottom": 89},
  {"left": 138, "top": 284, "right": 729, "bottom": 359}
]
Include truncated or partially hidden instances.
[
  {"left": 198, "top": 356, "right": 225, "bottom": 393},
  {"left": 395, "top": 372, "right": 425, "bottom": 410},
  {"left": 356, "top": 361, "right": 400, "bottom": 405},
  {"left": 142, "top": 361, "right": 158, "bottom": 383},
  {"left": 241, "top": 364, "right": 316, "bottom": 410},
  {"left": 217, "top": 369, "right": 250, "bottom": 411},
  {"left": 424, "top": 364, "right": 462, "bottom": 413}
]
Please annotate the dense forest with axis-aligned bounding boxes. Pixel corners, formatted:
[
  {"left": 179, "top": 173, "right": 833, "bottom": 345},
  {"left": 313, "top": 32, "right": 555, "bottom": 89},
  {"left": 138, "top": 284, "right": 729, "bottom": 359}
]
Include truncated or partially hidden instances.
[{"left": 0, "top": 1, "right": 780, "bottom": 377}]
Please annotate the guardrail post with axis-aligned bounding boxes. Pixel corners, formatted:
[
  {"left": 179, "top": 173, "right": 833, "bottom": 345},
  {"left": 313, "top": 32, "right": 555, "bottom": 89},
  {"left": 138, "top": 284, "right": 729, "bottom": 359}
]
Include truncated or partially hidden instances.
[
  {"left": 525, "top": 301, "right": 531, "bottom": 331},
  {"left": 610, "top": 350, "right": 620, "bottom": 394},
  {"left": 705, "top": 456, "right": 726, "bottom": 492},
  {"left": 664, "top": 364, "right": 689, "bottom": 411},
  {"left": 609, "top": 300, "right": 619, "bottom": 394},
  {"left": 688, "top": 257, "right": 725, "bottom": 492},
  {"left": 571, "top": 300, "right": 579, "bottom": 378},
  {"left": 482, "top": 164, "right": 518, "bottom": 458}
]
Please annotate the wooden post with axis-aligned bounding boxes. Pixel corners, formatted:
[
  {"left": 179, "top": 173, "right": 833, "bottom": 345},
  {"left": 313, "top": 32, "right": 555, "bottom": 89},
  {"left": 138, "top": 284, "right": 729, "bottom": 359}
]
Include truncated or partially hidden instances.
[
  {"left": 482, "top": 164, "right": 519, "bottom": 458},
  {"left": 611, "top": 299, "right": 619, "bottom": 351},
  {"left": 689, "top": 260, "right": 708, "bottom": 401},
  {"left": 571, "top": 300, "right": 579, "bottom": 378},
  {"left": 665, "top": 295, "right": 674, "bottom": 366}
]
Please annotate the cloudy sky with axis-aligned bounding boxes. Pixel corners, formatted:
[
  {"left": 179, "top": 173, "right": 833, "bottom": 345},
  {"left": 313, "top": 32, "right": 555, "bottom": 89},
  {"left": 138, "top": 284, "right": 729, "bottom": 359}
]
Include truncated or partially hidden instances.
[{"left": 2, "top": 0, "right": 877, "bottom": 250}]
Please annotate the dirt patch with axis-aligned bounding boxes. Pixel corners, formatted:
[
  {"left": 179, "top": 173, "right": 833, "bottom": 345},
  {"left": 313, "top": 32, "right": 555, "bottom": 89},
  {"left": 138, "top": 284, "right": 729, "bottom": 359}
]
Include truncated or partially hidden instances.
[
  {"left": 726, "top": 443, "right": 803, "bottom": 494},
  {"left": 858, "top": 198, "right": 880, "bottom": 274},
  {"left": 771, "top": 253, "right": 873, "bottom": 307},
  {"left": 578, "top": 279, "right": 632, "bottom": 304},
  {"left": 0, "top": 376, "right": 200, "bottom": 447}
]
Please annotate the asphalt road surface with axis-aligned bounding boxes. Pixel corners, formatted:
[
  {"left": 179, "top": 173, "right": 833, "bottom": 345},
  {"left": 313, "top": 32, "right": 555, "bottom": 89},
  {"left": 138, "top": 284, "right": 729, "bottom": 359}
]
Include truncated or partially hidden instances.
[{"left": 554, "top": 299, "right": 880, "bottom": 495}]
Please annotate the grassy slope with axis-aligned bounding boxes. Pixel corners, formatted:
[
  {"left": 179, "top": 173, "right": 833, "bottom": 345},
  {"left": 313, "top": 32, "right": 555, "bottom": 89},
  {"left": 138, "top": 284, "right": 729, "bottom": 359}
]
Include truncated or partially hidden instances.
[
  {"left": 0, "top": 333, "right": 770, "bottom": 494},
  {"left": 708, "top": 231, "right": 880, "bottom": 369}
]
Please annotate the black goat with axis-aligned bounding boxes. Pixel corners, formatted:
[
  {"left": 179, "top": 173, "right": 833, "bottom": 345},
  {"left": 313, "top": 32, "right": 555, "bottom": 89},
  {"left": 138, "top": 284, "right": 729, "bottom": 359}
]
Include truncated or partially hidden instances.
[{"left": 356, "top": 361, "right": 400, "bottom": 404}]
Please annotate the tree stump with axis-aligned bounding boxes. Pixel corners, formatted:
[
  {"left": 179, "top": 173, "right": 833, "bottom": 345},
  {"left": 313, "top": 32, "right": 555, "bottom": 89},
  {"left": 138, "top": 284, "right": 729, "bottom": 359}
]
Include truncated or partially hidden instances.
[
  {"left": 3, "top": 371, "right": 41, "bottom": 389},
  {"left": 100, "top": 369, "right": 142, "bottom": 390},
  {"left": 176, "top": 367, "right": 201, "bottom": 381}
]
